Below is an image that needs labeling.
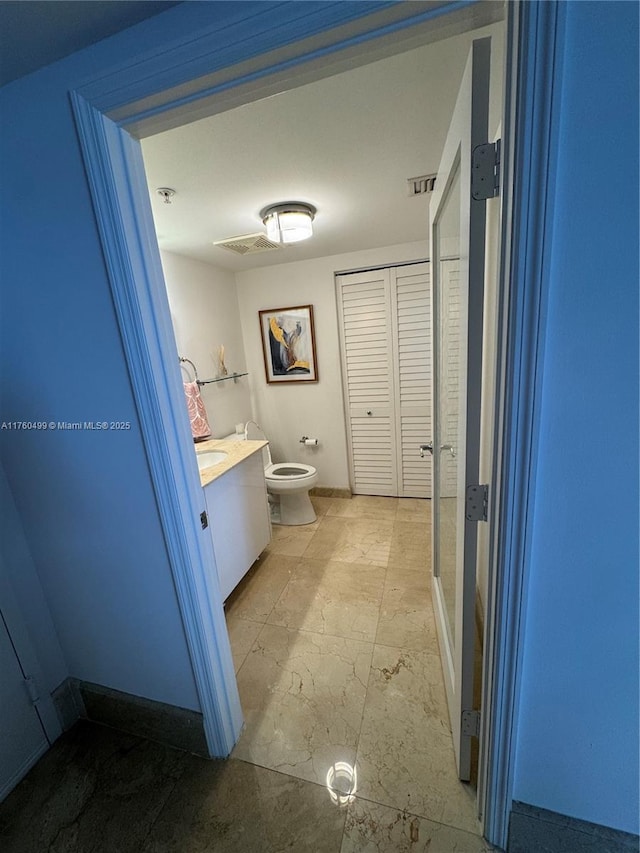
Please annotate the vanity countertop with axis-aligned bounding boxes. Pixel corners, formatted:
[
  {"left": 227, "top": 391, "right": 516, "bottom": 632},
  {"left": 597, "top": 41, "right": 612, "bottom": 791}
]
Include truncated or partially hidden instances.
[{"left": 195, "top": 438, "right": 267, "bottom": 488}]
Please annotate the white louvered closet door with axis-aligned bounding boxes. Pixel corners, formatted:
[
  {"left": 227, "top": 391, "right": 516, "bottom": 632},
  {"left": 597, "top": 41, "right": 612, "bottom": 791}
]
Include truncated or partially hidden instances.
[
  {"left": 337, "top": 269, "right": 398, "bottom": 496},
  {"left": 337, "top": 263, "right": 431, "bottom": 497},
  {"left": 390, "top": 263, "right": 431, "bottom": 497}
]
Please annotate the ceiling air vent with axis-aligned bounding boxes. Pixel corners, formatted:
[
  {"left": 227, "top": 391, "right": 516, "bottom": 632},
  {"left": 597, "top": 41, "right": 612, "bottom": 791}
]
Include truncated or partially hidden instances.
[
  {"left": 213, "top": 232, "right": 282, "bottom": 255},
  {"left": 407, "top": 174, "right": 437, "bottom": 196}
]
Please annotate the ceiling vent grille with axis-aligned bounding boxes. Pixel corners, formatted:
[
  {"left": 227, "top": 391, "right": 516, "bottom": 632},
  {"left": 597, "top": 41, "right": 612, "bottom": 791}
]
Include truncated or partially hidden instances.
[
  {"left": 213, "top": 232, "right": 282, "bottom": 255},
  {"left": 407, "top": 174, "right": 437, "bottom": 196}
]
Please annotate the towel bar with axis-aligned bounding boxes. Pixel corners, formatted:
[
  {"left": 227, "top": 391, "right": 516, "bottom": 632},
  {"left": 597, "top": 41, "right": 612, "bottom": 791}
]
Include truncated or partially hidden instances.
[{"left": 179, "top": 356, "right": 199, "bottom": 383}]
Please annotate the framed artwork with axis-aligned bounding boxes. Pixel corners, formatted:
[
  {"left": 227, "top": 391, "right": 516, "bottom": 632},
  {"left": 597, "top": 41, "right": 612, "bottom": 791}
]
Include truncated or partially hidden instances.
[{"left": 259, "top": 305, "right": 318, "bottom": 384}]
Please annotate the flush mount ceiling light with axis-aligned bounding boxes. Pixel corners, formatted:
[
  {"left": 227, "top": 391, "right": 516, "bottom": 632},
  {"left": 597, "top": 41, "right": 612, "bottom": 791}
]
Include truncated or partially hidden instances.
[{"left": 260, "top": 202, "right": 317, "bottom": 244}]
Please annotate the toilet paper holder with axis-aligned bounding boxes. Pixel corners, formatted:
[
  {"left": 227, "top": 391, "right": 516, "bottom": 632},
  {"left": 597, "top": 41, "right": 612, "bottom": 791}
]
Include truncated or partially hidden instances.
[{"left": 300, "top": 436, "right": 319, "bottom": 446}]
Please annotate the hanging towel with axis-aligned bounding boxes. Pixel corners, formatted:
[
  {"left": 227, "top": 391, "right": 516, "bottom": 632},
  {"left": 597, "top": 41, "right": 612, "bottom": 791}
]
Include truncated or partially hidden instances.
[{"left": 183, "top": 381, "right": 211, "bottom": 441}]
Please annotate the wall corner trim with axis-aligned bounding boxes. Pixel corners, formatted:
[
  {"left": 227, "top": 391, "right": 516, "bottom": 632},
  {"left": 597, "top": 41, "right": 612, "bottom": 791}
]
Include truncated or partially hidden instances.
[
  {"left": 70, "top": 89, "right": 243, "bottom": 756},
  {"left": 480, "top": 0, "right": 566, "bottom": 847}
]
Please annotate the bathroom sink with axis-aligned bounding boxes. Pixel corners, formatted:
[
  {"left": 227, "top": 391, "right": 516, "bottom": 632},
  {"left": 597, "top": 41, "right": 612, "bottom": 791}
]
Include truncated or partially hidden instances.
[{"left": 196, "top": 450, "right": 228, "bottom": 471}]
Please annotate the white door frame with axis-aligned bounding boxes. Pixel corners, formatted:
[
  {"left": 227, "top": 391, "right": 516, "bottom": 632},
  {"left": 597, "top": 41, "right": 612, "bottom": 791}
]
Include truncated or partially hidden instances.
[
  {"left": 478, "top": 1, "right": 565, "bottom": 843},
  {"left": 70, "top": 2, "right": 565, "bottom": 847}
]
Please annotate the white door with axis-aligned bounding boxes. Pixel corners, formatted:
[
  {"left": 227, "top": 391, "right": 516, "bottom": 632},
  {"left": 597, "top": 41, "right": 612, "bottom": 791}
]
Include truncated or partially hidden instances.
[
  {"left": 429, "top": 37, "right": 491, "bottom": 781},
  {"left": 0, "top": 609, "right": 49, "bottom": 802},
  {"left": 337, "top": 268, "right": 399, "bottom": 496},
  {"left": 390, "top": 263, "right": 432, "bottom": 498}
]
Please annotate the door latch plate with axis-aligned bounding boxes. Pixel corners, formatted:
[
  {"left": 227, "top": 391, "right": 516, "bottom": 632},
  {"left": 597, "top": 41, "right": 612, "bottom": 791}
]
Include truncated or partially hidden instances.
[{"left": 200, "top": 511, "right": 209, "bottom": 530}]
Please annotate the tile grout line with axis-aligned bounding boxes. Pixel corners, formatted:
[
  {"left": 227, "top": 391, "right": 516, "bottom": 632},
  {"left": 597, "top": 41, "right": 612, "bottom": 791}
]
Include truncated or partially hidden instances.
[{"left": 343, "top": 790, "right": 498, "bottom": 849}]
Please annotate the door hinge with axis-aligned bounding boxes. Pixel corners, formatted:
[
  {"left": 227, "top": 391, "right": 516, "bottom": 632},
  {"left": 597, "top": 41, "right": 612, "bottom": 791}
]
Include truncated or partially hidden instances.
[
  {"left": 462, "top": 709, "right": 481, "bottom": 738},
  {"left": 472, "top": 139, "right": 501, "bottom": 200},
  {"left": 465, "top": 484, "right": 489, "bottom": 522},
  {"left": 24, "top": 675, "right": 40, "bottom": 704},
  {"left": 200, "top": 511, "right": 209, "bottom": 530}
]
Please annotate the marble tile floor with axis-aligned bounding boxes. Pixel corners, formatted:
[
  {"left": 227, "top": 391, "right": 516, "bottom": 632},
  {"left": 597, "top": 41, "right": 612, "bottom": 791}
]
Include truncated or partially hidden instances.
[
  {"left": 225, "top": 494, "right": 494, "bottom": 850},
  {"left": 0, "top": 495, "right": 495, "bottom": 852}
]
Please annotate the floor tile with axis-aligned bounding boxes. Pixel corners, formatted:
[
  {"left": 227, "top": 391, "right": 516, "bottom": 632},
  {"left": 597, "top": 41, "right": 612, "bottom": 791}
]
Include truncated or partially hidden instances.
[
  {"left": 310, "top": 495, "right": 337, "bottom": 516},
  {"left": 225, "top": 615, "right": 263, "bottom": 673},
  {"left": 341, "top": 798, "right": 496, "bottom": 852},
  {"left": 304, "top": 517, "right": 393, "bottom": 566},
  {"left": 355, "top": 644, "right": 479, "bottom": 835},
  {"left": 224, "top": 553, "right": 299, "bottom": 622},
  {"left": 395, "top": 497, "right": 432, "bottom": 523},
  {"left": 232, "top": 624, "right": 373, "bottom": 788},
  {"left": 142, "top": 756, "right": 345, "bottom": 853},
  {"left": 384, "top": 562, "right": 431, "bottom": 592},
  {"left": 375, "top": 583, "right": 438, "bottom": 652},
  {"left": 388, "top": 519, "right": 431, "bottom": 569},
  {"left": 0, "top": 723, "right": 184, "bottom": 853},
  {"left": 326, "top": 495, "right": 398, "bottom": 522},
  {"left": 267, "top": 522, "right": 320, "bottom": 556},
  {"left": 268, "top": 557, "right": 385, "bottom": 642},
  {"left": 392, "top": 519, "right": 431, "bottom": 539}
]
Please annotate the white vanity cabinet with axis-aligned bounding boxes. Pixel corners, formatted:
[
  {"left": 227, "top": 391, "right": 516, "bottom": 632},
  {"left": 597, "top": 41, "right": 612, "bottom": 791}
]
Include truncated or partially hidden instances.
[{"left": 202, "top": 449, "right": 271, "bottom": 601}]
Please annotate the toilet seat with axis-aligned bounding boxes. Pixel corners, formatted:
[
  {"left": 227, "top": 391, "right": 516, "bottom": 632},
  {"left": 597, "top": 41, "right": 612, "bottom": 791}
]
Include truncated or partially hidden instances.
[{"left": 266, "top": 462, "right": 316, "bottom": 481}]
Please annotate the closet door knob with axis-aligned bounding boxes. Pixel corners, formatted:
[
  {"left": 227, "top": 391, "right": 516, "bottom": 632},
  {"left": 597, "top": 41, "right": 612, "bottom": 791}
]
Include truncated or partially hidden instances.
[{"left": 366, "top": 410, "right": 372, "bottom": 416}]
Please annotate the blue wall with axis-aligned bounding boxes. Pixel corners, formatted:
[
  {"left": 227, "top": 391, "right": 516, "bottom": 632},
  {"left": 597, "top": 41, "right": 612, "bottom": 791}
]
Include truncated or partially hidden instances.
[
  {"left": 0, "top": 4, "right": 214, "bottom": 711},
  {"left": 513, "top": 1, "right": 639, "bottom": 835}
]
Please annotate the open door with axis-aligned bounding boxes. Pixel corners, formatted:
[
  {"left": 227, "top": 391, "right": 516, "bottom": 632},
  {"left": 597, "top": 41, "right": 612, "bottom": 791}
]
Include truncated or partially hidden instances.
[{"left": 428, "top": 37, "right": 492, "bottom": 781}]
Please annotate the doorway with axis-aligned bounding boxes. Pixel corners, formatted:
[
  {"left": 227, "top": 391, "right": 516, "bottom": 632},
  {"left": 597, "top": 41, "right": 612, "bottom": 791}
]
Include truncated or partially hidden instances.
[{"left": 134, "top": 17, "right": 502, "bottom": 837}]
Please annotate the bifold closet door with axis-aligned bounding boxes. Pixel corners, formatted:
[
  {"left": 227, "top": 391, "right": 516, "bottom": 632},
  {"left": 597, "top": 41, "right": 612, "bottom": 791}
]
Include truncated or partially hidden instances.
[
  {"left": 390, "top": 263, "right": 431, "bottom": 498},
  {"left": 337, "top": 263, "right": 432, "bottom": 498},
  {"left": 336, "top": 269, "right": 398, "bottom": 496}
]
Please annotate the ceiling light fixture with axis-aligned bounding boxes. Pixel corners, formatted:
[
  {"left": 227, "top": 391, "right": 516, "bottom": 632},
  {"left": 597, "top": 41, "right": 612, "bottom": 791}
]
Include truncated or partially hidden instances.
[{"left": 260, "top": 202, "right": 316, "bottom": 244}]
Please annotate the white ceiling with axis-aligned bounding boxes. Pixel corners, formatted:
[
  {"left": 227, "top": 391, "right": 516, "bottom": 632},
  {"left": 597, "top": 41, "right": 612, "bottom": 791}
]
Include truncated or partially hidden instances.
[{"left": 141, "top": 22, "right": 502, "bottom": 273}]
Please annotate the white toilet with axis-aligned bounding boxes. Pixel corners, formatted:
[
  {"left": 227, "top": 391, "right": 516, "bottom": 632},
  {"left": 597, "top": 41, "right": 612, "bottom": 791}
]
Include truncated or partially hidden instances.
[{"left": 226, "top": 421, "right": 318, "bottom": 525}]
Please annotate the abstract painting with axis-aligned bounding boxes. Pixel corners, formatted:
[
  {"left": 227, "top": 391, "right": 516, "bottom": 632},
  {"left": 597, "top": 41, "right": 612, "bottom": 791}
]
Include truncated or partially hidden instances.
[{"left": 259, "top": 305, "right": 318, "bottom": 383}]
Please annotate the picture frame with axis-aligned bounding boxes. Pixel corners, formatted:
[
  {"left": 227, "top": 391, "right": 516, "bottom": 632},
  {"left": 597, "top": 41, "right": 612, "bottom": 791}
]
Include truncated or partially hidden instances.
[{"left": 258, "top": 305, "right": 318, "bottom": 384}]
